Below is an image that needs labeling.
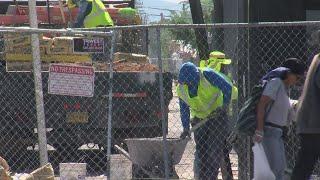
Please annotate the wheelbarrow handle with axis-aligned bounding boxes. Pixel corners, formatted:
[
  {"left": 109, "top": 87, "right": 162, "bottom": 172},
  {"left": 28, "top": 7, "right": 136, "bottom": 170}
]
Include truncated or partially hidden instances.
[
  {"left": 114, "top": 145, "right": 131, "bottom": 160},
  {"left": 180, "top": 120, "right": 207, "bottom": 141},
  {"left": 189, "top": 119, "right": 207, "bottom": 133}
]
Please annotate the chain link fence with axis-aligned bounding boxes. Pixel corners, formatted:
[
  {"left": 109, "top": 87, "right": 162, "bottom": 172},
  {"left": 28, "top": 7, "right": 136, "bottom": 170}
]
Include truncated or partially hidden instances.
[{"left": 0, "top": 22, "right": 320, "bottom": 179}]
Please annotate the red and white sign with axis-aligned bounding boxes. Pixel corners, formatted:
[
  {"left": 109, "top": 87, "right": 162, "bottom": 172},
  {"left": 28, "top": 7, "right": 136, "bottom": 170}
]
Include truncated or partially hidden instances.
[{"left": 48, "top": 64, "right": 95, "bottom": 97}]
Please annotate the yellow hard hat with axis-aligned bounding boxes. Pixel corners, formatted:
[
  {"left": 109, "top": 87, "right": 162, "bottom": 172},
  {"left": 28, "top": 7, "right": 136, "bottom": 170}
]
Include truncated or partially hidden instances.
[
  {"left": 207, "top": 51, "right": 232, "bottom": 71},
  {"left": 209, "top": 51, "right": 232, "bottom": 65}
]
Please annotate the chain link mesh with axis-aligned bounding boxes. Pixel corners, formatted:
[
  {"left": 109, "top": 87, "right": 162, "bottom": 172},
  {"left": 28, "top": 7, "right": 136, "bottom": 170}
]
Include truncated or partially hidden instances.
[{"left": 0, "top": 22, "right": 320, "bottom": 179}]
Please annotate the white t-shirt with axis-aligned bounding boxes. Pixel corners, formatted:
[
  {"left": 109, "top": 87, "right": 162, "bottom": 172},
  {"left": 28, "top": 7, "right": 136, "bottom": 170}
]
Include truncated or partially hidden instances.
[{"left": 262, "top": 78, "right": 291, "bottom": 126}]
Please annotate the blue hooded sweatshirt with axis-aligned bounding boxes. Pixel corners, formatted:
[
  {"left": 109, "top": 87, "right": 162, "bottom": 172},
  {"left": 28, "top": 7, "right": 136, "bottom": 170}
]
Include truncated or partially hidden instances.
[{"left": 178, "top": 62, "right": 232, "bottom": 129}]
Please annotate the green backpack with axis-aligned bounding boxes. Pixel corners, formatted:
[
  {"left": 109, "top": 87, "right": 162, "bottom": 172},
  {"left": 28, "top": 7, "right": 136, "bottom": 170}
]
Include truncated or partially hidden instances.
[{"left": 235, "top": 82, "right": 268, "bottom": 136}]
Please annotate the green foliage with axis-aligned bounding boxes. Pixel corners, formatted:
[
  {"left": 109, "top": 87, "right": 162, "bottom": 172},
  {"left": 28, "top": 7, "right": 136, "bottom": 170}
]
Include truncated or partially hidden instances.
[
  {"left": 201, "top": 0, "right": 214, "bottom": 23},
  {"left": 149, "top": 1, "right": 214, "bottom": 57},
  {"left": 167, "top": 10, "right": 196, "bottom": 49},
  {"left": 163, "top": 0, "right": 214, "bottom": 49}
]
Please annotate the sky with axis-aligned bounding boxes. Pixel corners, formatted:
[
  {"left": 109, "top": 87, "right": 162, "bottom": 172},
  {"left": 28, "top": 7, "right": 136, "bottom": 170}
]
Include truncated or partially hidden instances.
[{"left": 139, "top": 0, "right": 185, "bottom": 22}]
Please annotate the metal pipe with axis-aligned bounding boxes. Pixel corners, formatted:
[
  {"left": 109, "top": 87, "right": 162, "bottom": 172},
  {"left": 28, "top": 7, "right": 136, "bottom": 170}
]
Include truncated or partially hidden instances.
[
  {"left": 0, "top": 27, "right": 112, "bottom": 37},
  {"left": 28, "top": 0, "right": 48, "bottom": 166},
  {"left": 106, "top": 30, "right": 116, "bottom": 178},
  {"left": 74, "top": 21, "right": 320, "bottom": 30},
  {"left": 156, "top": 27, "right": 170, "bottom": 180},
  {"left": 1, "top": 21, "right": 320, "bottom": 33}
]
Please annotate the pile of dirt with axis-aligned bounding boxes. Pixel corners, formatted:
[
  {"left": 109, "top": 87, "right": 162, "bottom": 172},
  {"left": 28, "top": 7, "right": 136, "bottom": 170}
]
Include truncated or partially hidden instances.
[{"left": 113, "top": 62, "right": 159, "bottom": 72}]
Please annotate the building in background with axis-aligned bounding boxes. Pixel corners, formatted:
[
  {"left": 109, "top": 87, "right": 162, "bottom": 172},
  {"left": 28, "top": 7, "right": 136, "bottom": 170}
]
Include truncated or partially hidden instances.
[{"left": 219, "top": 0, "right": 320, "bottom": 91}]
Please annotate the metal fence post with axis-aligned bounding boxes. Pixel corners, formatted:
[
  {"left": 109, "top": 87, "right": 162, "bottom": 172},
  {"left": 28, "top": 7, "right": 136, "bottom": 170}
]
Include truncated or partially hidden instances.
[
  {"left": 28, "top": 0, "right": 48, "bottom": 166},
  {"left": 156, "top": 27, "right": 170, "bottom": 179},
  {"left": 106, "top": 30, "right": 116, "bottom": 178}
]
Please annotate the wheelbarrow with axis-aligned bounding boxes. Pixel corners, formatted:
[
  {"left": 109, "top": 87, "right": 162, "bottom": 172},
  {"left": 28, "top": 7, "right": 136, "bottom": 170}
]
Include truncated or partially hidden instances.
[
  {"left": 114, "top": 122, "right": 205, "bottom": 179},
  {"left": 115, "top": 137, "right": 188, "bottom": 179}
]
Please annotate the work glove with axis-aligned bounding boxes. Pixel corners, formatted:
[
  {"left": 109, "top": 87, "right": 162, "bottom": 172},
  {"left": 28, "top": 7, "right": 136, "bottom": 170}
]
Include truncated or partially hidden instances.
[{"left": 180, "top": 128, "right": 191, "bottom": 139}]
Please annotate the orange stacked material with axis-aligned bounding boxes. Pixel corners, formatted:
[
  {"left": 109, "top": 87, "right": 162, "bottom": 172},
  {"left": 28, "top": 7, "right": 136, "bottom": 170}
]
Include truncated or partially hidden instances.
[
  {"left": 4, "top": 5, "right": 139, "bottom": 26},
  {"left": 47, "top": 37, "right": 74, "bottom": 54},
  {"left": 99, "top": 52, "right": 158, "bottom": 72},
  {"left": 4, "top": 34, "right": 47, "bottom": 55},
  {"left": 113, "top": 62, "right": 159, "bottom": 72},
  {"left": 114, "top": 52, "right": 149, "bottom": 63},
  {"left": 4, "top": 36, "right": 91, "bottom": 64},
  {"left": 92, "top": 61, "right": 159, "bottom": 72}
]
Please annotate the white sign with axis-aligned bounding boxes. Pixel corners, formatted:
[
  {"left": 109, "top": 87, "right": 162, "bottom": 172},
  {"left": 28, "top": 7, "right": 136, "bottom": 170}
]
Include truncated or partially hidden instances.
[{"left": 48, "top": 64, "right": 95, "bottom": 97}]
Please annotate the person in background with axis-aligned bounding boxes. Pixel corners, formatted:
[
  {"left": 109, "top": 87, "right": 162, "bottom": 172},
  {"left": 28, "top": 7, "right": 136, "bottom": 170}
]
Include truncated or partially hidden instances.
[
  {"left": 254, "top": 58, "right": 305, "bottom": 180},
  {"left": 291, "top": 54, "right": 320, "bottom": 180},
  {"left": 177, "top": 62, "right": 233, "bottom": 179},
  {"left": 66, "top": 0, "right": 113, "bottom": 28}
]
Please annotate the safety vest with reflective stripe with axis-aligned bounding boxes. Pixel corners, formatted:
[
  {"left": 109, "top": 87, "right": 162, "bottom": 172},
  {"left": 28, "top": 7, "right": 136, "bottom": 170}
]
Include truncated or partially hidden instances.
[
  {"left": 84, "top": 0, "right": 114, "bottom": 28},
  {"left": 218, "top": 72, "right": 238, "bottom": 100},
  {"left": 200, "top": 59, "right": 238, "bottom": 100},
  {"left": 177, "top": 69, "right": 224, "bottom": 119}
]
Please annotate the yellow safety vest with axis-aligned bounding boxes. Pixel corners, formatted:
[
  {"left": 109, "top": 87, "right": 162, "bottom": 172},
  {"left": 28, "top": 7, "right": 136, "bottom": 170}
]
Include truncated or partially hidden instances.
[
  {"left": 84, "top": 0, "right": 114, "bottom": 28},
  {"left": 200, "top": 59, "right": 238, "bottom": 100},
  {"left": 218, "top": 72, "right": 238, "bottom": 100},
  {"left": 176, "top": 69, "right": 224, "bottom": 119}
]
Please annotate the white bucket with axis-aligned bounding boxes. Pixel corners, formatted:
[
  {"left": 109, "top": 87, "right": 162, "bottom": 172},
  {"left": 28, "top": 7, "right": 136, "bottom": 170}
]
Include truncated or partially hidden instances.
[{"left": 59, "top": 163, "right": 87, "bottom": 180}]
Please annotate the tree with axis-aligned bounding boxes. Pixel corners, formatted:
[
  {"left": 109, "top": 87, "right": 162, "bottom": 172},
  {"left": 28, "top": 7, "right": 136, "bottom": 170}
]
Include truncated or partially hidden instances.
[
  {"left": 165, "top": 0, "right": 214, "bottom": 57},
  {"left": 202, "top": 0, "right": 215, "bottom": 23},
  {"left": 149, "top": 0, "right": 215, "bottom": 59},
  {"left": 167, "top": 10, "right": 196, "bottom": 49}
]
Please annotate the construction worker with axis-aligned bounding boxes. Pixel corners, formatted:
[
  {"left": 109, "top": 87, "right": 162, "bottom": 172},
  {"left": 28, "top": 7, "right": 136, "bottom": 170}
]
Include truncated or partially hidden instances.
[
  {"left": 178, "top": 62, "right": 233, "bottom": 179},
  {"left": 67, "top": 0, "right": 114, "bottom": 28},
  {"left": 200, "top": 51, "right": 238, "bottom": 180}
]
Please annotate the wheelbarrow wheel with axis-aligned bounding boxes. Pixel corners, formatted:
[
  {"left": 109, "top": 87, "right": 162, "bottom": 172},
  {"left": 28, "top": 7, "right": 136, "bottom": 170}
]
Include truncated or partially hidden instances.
[
  {"left": 132, "top": 164, "right": 150, "bottom": 179},
  {"left": 132, "top": 164, "right": 179, "bottom": 179}
]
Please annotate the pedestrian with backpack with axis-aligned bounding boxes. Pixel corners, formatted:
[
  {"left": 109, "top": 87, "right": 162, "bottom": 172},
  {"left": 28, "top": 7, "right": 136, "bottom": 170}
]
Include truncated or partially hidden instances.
[{"left": 254, "top": 58, "right": 305, "bottom": 180}]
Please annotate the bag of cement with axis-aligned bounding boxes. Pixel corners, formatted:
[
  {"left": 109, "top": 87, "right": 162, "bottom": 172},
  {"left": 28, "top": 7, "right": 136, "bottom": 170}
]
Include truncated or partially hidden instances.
[
  {"left": 4, "top": 34, "right": 44, "bottom": 48},
  {"left": 52, "top": 37, "right": 74, "bottom": 48},
  {"left": 47, "top": 37, "right": 74, "bottom": 54},
  {"left": 4, "top": 35, "right": 48, "bottom": 55},
  {"left": 4, "top": 34, "right": 31, "bottom": 48},
  {"left": 29, "top": 163, "right": 54, "bottom": 180},
  {"left": 18, "top": 173, "right": 34, "bottom": 180},
  {"left": 40, "top": 36, "right": 53, "bottom": 49},
  {"left": 5, "top": 46, "right": 47, "bottom": 55}
]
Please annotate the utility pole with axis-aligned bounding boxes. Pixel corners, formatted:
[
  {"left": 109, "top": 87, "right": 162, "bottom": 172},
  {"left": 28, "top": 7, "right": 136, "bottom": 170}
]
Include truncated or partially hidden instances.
[
  {"left": 160, "top": 12, "right": 164, "bottom": 22},
  {"left": 129, "top": 0, "right": 135, "bottom": 8},
  {"left": 188, "top": 0, "right": 209, "bottom": 61},
  {"left": 212, "top": 0, "right": 224, "bottom": 51}
]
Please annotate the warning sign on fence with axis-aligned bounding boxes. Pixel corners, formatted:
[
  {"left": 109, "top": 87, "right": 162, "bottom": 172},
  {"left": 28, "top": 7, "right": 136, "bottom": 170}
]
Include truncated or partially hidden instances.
[{"left": 48, "top": 64, "right": 95, "bottom": 97}]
